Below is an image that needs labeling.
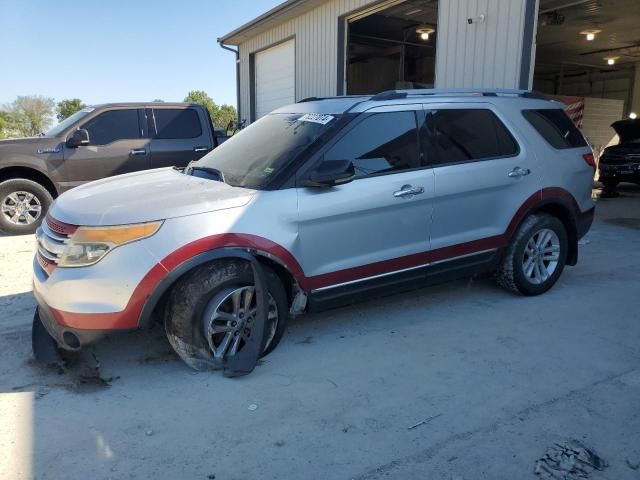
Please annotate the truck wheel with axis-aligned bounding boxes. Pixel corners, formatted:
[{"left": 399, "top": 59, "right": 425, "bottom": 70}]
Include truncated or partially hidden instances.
[
  {"left": 495, "top": 214, "right": 568, "bottom": 296},
  {"left": 165, "top": 259, "right": 288, "bottom": 370},
  {"left": 0, "top": 179, "right": 53, "bottom": 235},
  {"left": 600, "top": 178, "right": 619, "bottom": 189}
]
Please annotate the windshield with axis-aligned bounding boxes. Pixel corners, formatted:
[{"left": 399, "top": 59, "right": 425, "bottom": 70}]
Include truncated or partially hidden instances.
[
  {"left": 195, "top": 113, "right": 343, "bottom": 189},
  {"left": 45, "top": 108, "right": 95, "bottom": 137}
]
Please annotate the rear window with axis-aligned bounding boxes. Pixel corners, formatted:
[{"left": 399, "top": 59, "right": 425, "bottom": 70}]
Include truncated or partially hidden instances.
[
  {"left": 424, "top": 109, "right": 518, "bottom": 165},
  {"left": 153, "top": 108, "right": 202, "bottom": 139},
  {"left": 522, "top": 109, "right": 587, "bottom": 149}
]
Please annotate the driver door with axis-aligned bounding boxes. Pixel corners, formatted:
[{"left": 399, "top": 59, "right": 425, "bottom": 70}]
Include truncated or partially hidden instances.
[
  {"left": 296, "top": 105, "right": 434, "bottom": 293},
  {"left": 61, "top": 108, "right": 150, "bottom": 189}
]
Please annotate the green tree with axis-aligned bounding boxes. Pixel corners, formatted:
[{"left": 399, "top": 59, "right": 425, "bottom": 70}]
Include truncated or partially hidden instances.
[
  {"left": 56, "top": 98, "right": 86, "bottom": 121},
  {"left": 4, "top": 95, "right": 55, "bottom": 137},
  {"left": 0, "top": 110, "right": 19, "bottom": 139},
  {"left": 184, "top": 90, "right": 237, "bottom": 130}
]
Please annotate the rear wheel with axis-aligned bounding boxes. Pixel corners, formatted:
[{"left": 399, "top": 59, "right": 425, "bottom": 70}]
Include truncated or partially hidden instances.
[
  {"left": 0, "top": 178, "right": 52, "bottom": 235},
  {"left": 496, "top": 214, "right": 568, "bottom": 296},
  {"left": 165, "top": 259, "right": 288, "bottom": 370}
]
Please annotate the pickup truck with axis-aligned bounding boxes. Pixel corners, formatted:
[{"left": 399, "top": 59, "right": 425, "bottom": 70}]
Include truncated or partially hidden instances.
[{"left": 0, "top": 102, "right": 228, "bottom": 234}]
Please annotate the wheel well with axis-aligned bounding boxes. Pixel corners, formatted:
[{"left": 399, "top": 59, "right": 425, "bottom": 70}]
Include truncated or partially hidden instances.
[
  {"left": 530, "top": 202, "right": 578, "bottom": 266},
  {"left": 147, "top": 253, "right": 298, "bottom": 327},
  {"left": 0, "top": 167, "right": 58, "bottom": 198}
]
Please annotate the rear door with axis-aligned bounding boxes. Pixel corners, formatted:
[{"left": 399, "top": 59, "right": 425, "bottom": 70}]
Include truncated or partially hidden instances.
[
  {"left": 147, "top": 106, "right": 213, "bottom": 169},
  {"left": 296, "top": 105, "right": 434, "bottom": 289},
  {"left": 61, "top": 108, "right": 149, "bottom": 188},
  {"left": 423, "top": 103, "right": 542, "bottom": 261}
]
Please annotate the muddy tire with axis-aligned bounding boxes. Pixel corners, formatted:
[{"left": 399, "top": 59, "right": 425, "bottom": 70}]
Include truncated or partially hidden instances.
[
  {"left": 496, "top": 214, "right": 568, "bottom": 296},
  {"left": 0, "top": 178, "right": 53, "bottom": 235},
  {"left": 164, "top": 259, "right": 288, "bottom": 370}
]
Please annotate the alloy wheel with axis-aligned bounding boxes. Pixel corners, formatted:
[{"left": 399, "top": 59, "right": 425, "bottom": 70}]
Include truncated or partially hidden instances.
[
  {"left": 1, "top": 191, "right": 42, "bottom": 225},
  {"left": 522, "top": 228, "right": 561, "bottom": 285},
  {"left": 203, "top": 286, "right": 278, "bottom": 361}
]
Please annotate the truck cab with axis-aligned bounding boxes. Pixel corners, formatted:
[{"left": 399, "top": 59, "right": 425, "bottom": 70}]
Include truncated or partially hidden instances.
[{"left": 0, "top": 102, "right": 226, "bottom": 234}]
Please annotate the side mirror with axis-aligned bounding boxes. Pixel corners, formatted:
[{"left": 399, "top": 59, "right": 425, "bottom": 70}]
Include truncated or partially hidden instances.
[
  {"left": 66, "top": 128, "right": 90, "bottom": 148},
  {"left": 301, "top": 160, "right": 355, "bottom": 188}
]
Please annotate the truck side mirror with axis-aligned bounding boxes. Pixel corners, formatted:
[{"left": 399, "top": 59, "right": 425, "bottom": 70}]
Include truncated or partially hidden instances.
[{"left": 66, "top": 129, "right": 90, "bottom": 148}]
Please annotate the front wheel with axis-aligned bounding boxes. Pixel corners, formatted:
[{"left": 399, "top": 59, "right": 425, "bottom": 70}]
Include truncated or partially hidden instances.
[
  {"left": 0, "top": 178, "right": 53, "bottom": 235},
  {"left": 165, "top": 260, "right": 288, "bottom": 370},
  {"left": 496, "top": 214, "right": 568, "bottom": 296}
]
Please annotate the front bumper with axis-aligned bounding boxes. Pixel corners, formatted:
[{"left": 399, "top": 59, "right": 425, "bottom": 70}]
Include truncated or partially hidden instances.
[{"left": 33, "top": 289, "right": 118, "bottom": 350}]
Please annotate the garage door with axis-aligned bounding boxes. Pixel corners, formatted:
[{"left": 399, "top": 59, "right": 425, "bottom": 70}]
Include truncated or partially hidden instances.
[{"left": 255, "top": 39, "right": 295, "bottom": 120}]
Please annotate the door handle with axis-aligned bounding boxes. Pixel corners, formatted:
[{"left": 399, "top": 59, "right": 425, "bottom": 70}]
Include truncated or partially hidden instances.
[
  {"left": 130, "top": 149, "right": 147, "bottom": 156},
  {"left": 194, "top": 146, "right": 210, "bottom": 153},
  {"left": 508, "top": 167, "right": 531, "bottom": 178},
  {"left": 394, "top": 184, "right": 425, "bottom": 198}
]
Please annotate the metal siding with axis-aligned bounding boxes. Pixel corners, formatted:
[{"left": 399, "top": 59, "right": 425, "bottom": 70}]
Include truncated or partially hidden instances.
[
  {"left": 238, "top": 0, "right": 381, "bottom": 121},
  {"left": 435, "top": 0, "right": 528, "bottom": 88},
  {"left": 237, "top": 0, "right": 532, "bottom": 121}
]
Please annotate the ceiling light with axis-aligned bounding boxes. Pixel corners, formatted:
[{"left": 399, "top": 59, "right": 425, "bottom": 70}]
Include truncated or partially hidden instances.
[
  {"left": 405, "top": 8, "right": 423, "bottom": 16},
  {"left": 580, "top": 29, "right": 601, "bottom": 41},
  {"left": 604, "top": 56, "right": 618, "bottom": 65},
  {"left": 416, "top": 26, "right": 435, "bottom": 41},
  {"left": 630, "top": 112, "right": 637, "bottom": 119}
]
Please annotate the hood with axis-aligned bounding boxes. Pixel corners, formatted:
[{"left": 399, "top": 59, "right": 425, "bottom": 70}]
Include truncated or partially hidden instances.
[
  {"left": 49, "top": 168, "right": 256, "bottom": 226},
  {"left": 611, "top": 119, "right": 640, "bottom": 144}
]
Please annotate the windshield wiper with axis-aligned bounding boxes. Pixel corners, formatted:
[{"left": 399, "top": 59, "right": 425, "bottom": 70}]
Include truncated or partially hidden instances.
[{"left": 185, "top": 163, "right": 226, "bottom": 183}]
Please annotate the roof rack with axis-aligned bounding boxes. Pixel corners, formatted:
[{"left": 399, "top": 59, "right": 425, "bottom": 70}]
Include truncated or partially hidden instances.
[{"left": 370, "top": 88, "right": 549, "bottom": 101}]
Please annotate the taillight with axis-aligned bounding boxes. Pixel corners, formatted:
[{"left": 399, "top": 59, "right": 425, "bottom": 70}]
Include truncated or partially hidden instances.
[{"left": 582, "top": 153, "right": 596, "bottom": 169}]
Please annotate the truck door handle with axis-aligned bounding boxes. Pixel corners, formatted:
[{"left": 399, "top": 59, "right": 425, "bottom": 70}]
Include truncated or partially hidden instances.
[
  {"left": 194, "top": 146, "right": 210, "bottom": 153},
  {"left": 130, "top": 149, "right": 147, "bottom": 156},
  {"left": 508, "top": 167, "right": 531, "bottom": 178},
  {"left": 394, "top": 184, "right": 425, "bottom": 198}
]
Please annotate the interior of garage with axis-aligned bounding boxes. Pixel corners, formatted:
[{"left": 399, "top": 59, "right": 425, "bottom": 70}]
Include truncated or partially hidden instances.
[
  {"left": 346, "top": 0, "right": 438, "bottom": 94},
  {"left": 534, "top": 0, "right": 640, "bottom": 154}
]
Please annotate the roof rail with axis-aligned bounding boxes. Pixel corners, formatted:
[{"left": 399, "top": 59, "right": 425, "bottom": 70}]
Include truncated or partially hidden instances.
[{"left": 370, "top": 88, "right": 549, "bottom": 101}]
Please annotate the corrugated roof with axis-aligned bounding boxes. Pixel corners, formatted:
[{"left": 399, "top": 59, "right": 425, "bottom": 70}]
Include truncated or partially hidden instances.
[{"left": 218, "top": 0, "right": 327, "bottom": 45}]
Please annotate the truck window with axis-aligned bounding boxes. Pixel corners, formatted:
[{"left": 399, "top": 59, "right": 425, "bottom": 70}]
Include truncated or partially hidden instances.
[
  {"left": 153, "top": 108, "right": 202, "bottom": 139},
  {"left": 81, "top": 109, "right": 140, "bottom": 145}
]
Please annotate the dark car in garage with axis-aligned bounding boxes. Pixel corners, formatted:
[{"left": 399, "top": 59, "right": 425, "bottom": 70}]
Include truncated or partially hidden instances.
[{"left": 598, "top": 119, "right": 640, "bottom": 189}]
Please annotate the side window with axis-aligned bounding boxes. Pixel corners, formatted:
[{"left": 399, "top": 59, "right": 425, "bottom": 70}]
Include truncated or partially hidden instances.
[
  {"left": 324, "top": 111, "right": 420, "bottom": 178},
  {"left": 423, "top": 109, "right": 518, "bottom": 165},
  {"left": 81, "top": 109, "right": 140, "bottom": 146},
  {"left": 522, "top": 109, "right": 587, "bottom": 149},
  {"left": 153, "top": 108, "right": 202, "bottom": 139}
]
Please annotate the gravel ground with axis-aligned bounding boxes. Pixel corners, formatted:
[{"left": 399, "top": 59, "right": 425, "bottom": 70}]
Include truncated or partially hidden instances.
[{"left": 1, "top": 184, "right": 639, "bottom": 480}]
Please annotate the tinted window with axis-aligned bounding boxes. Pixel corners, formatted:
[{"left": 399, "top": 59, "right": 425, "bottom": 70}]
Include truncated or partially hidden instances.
[
  {"left": 197, "top": 113, "right": 345, "bottom": 189},
  {"left": 522, "top": 109, "right": 587, "bottom": 149},
  {"left": 324, "top": 111, "right": 420, "bottom": 178},
  {"left": 81, "top": 110, "right": 140, "bottom": 145},
  {"left": 154, "top": 108, "right": 202, "bottom": 139},
  {"left": 423, "top": 109, "right": 518, "bottom": 165}
]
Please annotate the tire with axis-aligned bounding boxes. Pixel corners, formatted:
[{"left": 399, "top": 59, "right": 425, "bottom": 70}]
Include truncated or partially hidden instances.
[
  {"left": 600, "top": 178, "right": 619, "bottom": 189},
  {"left": 0, "top": 178, "right": 53, "bottom": 235},
  {"left": 164, "top": 259, "right": 288, "bottom": 370},
  {"left": 496, "top": 214, "right": 568, "bottom": 296}
]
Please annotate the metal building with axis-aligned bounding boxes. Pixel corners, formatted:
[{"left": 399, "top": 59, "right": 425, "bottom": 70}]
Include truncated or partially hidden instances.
[{"left": 219, "top": 0, "right": 640, "bottom": 142}]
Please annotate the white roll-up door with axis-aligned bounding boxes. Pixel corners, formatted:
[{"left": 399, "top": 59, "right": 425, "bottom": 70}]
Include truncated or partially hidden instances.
[{"left": 255, "top": 39, "right": 295, "bottom": 119}]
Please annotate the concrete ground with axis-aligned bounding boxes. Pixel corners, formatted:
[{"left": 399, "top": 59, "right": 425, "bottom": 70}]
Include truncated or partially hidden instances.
[{"left": 1, "top": 184, "right": 639, "bottom": 480}]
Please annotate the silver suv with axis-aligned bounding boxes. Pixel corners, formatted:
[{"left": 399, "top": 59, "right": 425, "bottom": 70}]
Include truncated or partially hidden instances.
[{"left": 33, "top": 89, "right": 596, "bottom": 374}]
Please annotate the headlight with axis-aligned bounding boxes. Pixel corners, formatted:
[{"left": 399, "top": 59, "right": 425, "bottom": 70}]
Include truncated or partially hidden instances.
[{"left": 58, "top": 221, "right": 163, "bottom": 267}]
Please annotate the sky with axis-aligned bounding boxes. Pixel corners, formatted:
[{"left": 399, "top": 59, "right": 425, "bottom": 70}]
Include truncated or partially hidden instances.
[{"left": 0, "top": 0, "right": 283, "bottom": 108}]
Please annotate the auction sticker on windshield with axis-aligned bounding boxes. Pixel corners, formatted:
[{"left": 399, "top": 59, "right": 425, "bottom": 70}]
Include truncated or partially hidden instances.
[{"left": 298, "top": 113, "right": 335, "bottom": 125}]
